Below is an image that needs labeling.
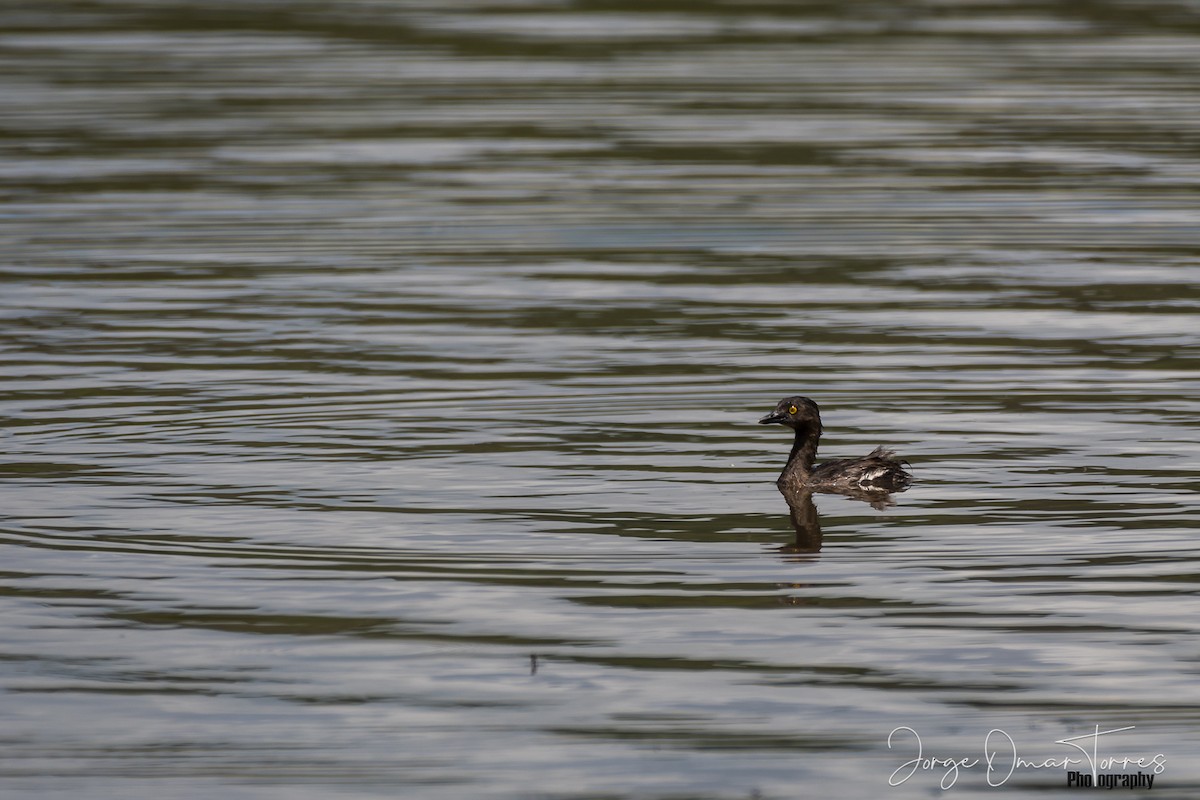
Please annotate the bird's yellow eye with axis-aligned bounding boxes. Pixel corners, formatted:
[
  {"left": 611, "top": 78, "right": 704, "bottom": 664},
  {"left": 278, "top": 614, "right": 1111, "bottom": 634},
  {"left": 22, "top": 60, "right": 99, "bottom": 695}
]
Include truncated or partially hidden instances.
[{"left": 788, "top": 405, "right": 798, "bottom": 414}]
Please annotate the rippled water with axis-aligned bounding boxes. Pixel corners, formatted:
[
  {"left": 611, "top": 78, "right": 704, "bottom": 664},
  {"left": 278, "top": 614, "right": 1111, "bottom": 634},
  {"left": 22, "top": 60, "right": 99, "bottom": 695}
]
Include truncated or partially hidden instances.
[{"left": 3, "top": 2, "right": 1200, "bottom": 798}]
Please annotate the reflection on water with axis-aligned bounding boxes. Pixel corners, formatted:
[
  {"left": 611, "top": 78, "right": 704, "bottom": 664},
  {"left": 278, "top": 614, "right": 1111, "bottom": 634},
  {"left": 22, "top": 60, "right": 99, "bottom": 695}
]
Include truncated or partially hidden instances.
[
  {"left": 779, "top": 488, "right": 823, "bottom": 556},
  {"left": 3, "top": 0, "right": 1200, "bottom": 798}
]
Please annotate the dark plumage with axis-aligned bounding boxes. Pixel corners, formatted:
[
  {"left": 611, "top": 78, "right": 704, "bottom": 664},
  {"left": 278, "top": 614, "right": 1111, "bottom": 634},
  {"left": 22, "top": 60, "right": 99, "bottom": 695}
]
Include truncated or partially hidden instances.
[{"left": 758, "top": 395, "right": 912, "bottom": 494}]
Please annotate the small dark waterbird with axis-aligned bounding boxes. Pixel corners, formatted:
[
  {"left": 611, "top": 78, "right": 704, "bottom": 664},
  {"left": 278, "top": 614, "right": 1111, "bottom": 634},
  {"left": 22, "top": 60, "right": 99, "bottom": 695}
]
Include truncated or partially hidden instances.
[{"left": 759, "top": 395, "right": 912, "bottom": 495}]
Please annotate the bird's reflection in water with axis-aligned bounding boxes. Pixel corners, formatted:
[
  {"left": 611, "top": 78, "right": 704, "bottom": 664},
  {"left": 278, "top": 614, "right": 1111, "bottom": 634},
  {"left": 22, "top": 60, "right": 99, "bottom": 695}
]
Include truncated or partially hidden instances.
[
  {"left": 778, "top": 487, "right": 822, "bottom": 557},
  {"left": 775, "top": 485, "right": 903, "bottom": 560}
]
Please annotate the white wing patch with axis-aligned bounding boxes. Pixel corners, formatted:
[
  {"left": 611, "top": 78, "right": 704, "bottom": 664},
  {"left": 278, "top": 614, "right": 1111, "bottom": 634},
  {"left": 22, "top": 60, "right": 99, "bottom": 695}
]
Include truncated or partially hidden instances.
[{"left": 856, "top": 465, "right": 890, "bottom": 488}]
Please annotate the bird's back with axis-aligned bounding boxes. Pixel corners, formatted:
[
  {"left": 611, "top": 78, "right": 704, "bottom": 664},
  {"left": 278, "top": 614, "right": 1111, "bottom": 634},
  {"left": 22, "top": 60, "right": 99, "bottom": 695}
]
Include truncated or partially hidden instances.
[{"left": 809, "top": 446, "right": 912, "bottom": 493}]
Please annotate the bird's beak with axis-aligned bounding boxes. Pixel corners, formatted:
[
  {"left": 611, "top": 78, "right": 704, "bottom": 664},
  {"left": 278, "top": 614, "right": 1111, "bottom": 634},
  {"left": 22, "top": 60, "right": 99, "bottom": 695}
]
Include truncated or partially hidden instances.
[{"left": 759, "top": 413, "right": 786, "bottom": 425}]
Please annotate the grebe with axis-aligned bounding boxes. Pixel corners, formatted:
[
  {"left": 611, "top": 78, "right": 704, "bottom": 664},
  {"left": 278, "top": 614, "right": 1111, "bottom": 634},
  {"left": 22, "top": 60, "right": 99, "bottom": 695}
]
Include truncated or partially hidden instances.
[{"left": 759, "top": 395, "right": 911, "bottom": 494}]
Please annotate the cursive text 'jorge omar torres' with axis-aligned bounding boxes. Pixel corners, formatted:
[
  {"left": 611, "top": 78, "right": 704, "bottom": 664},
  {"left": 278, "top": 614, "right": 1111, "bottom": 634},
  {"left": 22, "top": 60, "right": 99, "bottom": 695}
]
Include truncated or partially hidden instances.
[{"left": 888, "top": 725, "right": 1167, "bottom": 790}]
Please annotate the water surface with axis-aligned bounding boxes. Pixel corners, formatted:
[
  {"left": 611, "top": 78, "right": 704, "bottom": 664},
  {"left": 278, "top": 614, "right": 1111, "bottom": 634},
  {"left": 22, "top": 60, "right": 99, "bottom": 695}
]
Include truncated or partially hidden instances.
[{"left": 3, "top": 2, "right": 1200, "bottom": 798}]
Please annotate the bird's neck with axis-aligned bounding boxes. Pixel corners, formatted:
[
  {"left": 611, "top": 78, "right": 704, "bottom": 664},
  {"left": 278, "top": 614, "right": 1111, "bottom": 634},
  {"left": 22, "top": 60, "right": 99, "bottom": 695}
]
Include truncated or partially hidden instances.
[{"left": 780, "top": 424, "right": 820, "bottom": 484}]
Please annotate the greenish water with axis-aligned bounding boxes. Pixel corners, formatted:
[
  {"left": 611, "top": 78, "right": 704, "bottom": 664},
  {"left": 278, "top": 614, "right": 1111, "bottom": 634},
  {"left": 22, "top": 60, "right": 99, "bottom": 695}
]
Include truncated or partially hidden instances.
[{"left": 3, "top": 2, "right": 1200, "bottom": 798}]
